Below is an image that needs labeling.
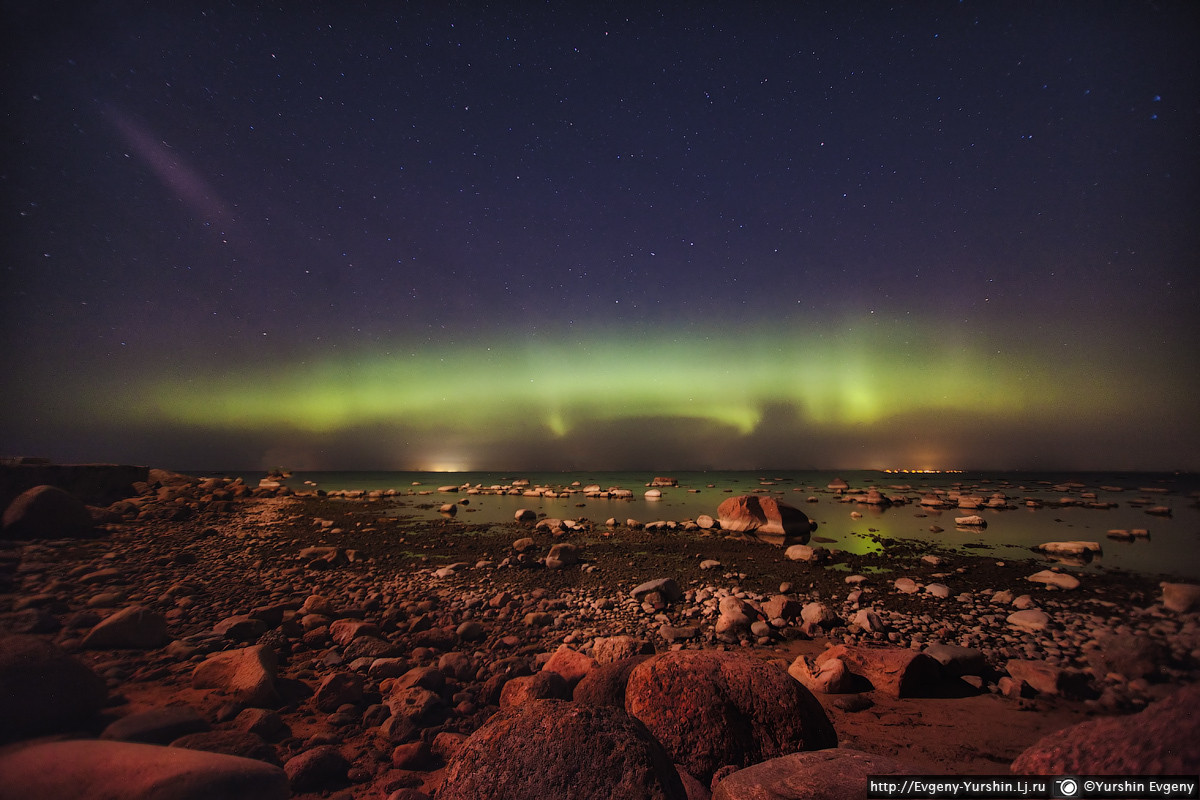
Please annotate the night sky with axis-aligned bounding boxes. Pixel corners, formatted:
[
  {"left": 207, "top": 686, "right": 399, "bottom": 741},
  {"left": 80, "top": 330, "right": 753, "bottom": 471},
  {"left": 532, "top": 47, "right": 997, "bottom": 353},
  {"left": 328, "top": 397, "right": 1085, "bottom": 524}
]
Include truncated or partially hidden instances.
[{"left": 3, "top": 2, "right": 1197, "bottom": 472}]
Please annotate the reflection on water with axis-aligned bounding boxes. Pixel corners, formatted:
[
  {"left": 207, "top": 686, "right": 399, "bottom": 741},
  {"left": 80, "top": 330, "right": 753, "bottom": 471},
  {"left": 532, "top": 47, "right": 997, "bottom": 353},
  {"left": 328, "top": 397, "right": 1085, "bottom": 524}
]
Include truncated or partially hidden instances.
[{"left": 217, "top": 469, "right": 1200, "bottom": 580}]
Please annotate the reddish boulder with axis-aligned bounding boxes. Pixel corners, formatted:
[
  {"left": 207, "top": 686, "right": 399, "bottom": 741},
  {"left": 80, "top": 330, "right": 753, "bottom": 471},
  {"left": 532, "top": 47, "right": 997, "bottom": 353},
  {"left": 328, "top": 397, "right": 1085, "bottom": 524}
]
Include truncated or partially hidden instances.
[
  {"left": 329, "top": 618, "right": 379, "bottom": 646},
  {"left": 0, "top": 634, "right": 107, "bottom": 742},
  {"left": 170, "top": 730, "right": 281, "bottom": 766},
  {"left": 712, "top": 748, "right": 923, "bottom": 799},
  {"left": 574, "top": 656, "right": 653, "bottom": 707},
  {"left": 625, "top": 651, "right": 837, "bottom": 784},
  {"left": 2, "top": 484, "right": 94, "bottom": 539},
  {"left": 716, "top": 496, "right": 812, "bottom": 539},
  {"left": 500, "top": 671, "right": 571, "bottom": 708},
  {"left": 191, "top": 644, "right": 280, "bottom": 708},
  {"left": 592, "top": 636, "right": 655, "bottom": 665},
  {"left": 314, "top": 671, "right": 365, "bottom": 712},
  {"left": 100, "top": 706, "right": 210, "bottom": 744},
  {"left": 763, "top": 595, "right": 804, "bottom": 621},
  {"left": 438, "top": 700, "right": 687, "bottom": 800},
  {"left": 0, "top": 739, "right": 288, "bottom": 799},
  {"left": 815, "top": 645, "right": 942, "bottom": 698},
  {"left": 1086, "top": 634, "right": 1166, "bottom": 680},
  {"left": 1012, "top": 682, "right": 1200, "bottom": 775},
  {"left": 386, "top": 687, "right": 445, "bottom": 724},
  {"left": 82, "top": 605, "right": 169, "bottom": 650},
  {"left": 283, "top": 744, "right": 349, "bottom": 792},
  {"left": 541, "top": 644, "right": 596, "bottom": 691}
]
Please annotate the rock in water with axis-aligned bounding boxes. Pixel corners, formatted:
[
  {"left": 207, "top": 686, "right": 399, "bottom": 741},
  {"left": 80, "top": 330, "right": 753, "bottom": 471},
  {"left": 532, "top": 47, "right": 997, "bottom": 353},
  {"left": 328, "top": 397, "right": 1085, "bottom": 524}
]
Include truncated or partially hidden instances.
[
  {"left": 0, "top": 739, "right": 288, "bottom": 800},
  {"left": 1034, "top": 541, "right": 1102, "bottom": 557},
  {"left": 0, "top": 634, "right": 107, "bottom": 742},
  {"left": 438, "top": 700, "right": 687, "bottom": 800},
  {"left": 712, "top": 748, "right": 923, "bottom": 800},
  {"left": 716, "top": 496, "right": 813, "bottom": 538},
  {"left": 1026, "top": 570, "right": 1080, "bottom": 590},
  {"left": 2, "top": 484, "right": 94, "bottom": 539},
  {"left": 624, "top": 651, "right": 837, "bottom": 785},
  {"left": 1012, "top": 682, "right": 1200, "bottom": 774}
]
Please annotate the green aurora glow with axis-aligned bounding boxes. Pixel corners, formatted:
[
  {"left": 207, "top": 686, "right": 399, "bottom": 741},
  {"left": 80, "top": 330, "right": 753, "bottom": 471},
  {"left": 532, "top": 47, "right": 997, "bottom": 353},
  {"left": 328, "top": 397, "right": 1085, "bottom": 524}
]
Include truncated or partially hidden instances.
[{"left": 137, "top": 324, "right": 1133, "bottom": 439}]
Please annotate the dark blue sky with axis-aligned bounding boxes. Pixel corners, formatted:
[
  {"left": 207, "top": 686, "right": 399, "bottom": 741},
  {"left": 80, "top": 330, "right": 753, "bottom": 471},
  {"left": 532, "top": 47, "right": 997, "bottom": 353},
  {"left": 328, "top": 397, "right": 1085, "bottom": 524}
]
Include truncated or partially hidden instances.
[{"left": 3, "top": 2, "right": 1197, "bottom": 470}]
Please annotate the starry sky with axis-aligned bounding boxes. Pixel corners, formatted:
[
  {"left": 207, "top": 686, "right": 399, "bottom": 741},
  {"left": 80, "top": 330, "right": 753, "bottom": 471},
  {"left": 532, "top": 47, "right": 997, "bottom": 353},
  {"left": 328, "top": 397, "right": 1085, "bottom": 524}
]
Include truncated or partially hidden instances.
[{"left": 3, "top": 2, "right": 1197, "bottom": 472}]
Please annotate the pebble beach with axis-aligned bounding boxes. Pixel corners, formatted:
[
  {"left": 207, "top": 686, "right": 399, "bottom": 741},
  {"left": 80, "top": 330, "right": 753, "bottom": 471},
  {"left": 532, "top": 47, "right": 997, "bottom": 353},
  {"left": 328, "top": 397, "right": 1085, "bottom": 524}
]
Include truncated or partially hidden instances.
[{"left": 2, "top": 467, "right": 1199, "bottom": 799}]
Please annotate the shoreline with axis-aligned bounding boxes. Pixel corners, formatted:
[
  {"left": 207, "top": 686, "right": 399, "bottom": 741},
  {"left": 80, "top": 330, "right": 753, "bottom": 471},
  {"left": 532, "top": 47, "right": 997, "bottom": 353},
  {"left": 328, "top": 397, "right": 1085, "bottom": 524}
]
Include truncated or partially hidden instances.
[{"left": 2, "top": 472, "right": 1198, "bottom": 797}]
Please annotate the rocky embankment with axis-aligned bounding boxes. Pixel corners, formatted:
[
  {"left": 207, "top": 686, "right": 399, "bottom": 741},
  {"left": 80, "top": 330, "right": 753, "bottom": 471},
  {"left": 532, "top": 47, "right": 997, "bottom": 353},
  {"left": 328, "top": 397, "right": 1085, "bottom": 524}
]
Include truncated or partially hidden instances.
[{"left": 1, "top": 470, "right": 1199, "bottom": 799}]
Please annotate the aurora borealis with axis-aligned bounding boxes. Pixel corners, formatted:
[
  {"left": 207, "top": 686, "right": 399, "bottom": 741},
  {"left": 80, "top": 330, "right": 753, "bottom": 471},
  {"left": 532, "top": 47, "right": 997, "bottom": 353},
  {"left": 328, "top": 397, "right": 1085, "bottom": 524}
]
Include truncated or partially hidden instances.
[{"left": 3, "top": 3, "right": 1197, "bottom": 471}]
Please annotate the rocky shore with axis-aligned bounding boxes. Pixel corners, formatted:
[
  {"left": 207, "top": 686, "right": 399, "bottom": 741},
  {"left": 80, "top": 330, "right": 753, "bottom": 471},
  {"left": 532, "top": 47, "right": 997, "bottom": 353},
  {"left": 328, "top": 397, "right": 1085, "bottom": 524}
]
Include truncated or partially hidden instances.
[{"left": 2, "top": 469, "right": 1199, "bottom": 799}]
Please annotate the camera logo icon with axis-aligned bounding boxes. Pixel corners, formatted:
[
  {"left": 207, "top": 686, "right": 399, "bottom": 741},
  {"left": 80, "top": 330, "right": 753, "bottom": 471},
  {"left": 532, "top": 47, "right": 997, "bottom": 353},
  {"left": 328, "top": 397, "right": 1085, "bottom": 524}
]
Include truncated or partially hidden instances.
[{"left": 1055, "top": 777, "right": 1080, "bottom": 797}]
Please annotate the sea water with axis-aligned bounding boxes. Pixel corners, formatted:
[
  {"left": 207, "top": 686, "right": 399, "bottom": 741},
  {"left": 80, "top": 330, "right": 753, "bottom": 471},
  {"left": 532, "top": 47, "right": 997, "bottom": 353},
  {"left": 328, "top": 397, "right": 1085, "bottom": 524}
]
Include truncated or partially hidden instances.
[{"left": 214, "top": 470, "right": 1200, "bottom": 581}]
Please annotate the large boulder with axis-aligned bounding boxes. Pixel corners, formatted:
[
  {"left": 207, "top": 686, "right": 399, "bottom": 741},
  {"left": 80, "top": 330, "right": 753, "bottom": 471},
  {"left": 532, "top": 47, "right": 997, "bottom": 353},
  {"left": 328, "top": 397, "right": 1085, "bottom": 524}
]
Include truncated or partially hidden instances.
[
  {"left": 922, "top": 644, "right": 988, "bottom": 678},
  {"left": 0, "top": 634, "right": 107, "bottom": 742},
  {"left": 1004, "top": 660, "right": 1090, "bottom": 698},
  {"left": 283, "top": 744, "right": 350, "bottom": 792},
  {"left": 499, "top": 671, "right": 570, "bottom": 708},
  {"left": 191, "top": 645, "right": 279, "bottom": 708},
  {"left": 1012, "top": 682, "right": 1200, "bottom": 774},
  {"left": 574, "top": 656, "right": 653, "bottom": 707},
  {"left": 717, "top": 496, "right": 812, "bottom": 539},
  {"left": 100, "top": 706, "right": 210, "bottom": 744},
  {"left": 541, "top": 645, "right": 596, "bottom": 691},
  {"left": 314, "top": 671, "right": 365, "bottom": 712},
  {"left": 438, "top": 700, "right": 687, "bottom": 800},
  {"left": 592, "top": 636, "right": 654, "bottom": 665},
  {"left": 788, "top": 656, "right": 854, "bottom": 694},
  {"left": 624, "top": 651, "right": 837, "bottom": 785},
  {"left": 1086, "top": 634, "right": 1166, "bottom": 680},
  {"left": 170, "top": 730, "right": 281, "bottom": 766},
  {"left": 712, "top": 748, "right": 924, "bottom": 800},
  {"left": 2, "top": 484, "right": 94, "bottom": 539},
  {"left": 1161, "top": 582, "right": 1200, "bottom": 613},
  {"left": 0, "top": 738, "right": 289, "bottom": 800},
  {"left": 82, "top": 605, "right": 169, "bottom": 650},
  {"left": 814, "top": 645, "right": 942, "bottom": 698}
]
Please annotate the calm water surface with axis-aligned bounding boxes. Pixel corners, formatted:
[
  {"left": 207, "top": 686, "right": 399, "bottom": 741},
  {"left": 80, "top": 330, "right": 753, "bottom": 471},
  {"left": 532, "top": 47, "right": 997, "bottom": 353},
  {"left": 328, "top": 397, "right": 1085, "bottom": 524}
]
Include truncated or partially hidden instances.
[{"left": 216, "top": 470, "right": 1200, "bottom": 581}]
